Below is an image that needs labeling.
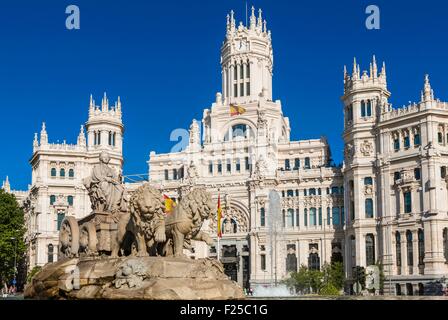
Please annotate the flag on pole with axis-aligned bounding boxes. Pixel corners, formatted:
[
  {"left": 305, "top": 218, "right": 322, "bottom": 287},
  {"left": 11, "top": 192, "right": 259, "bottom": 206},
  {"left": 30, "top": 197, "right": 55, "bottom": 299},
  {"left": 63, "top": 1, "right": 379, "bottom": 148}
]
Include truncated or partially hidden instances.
[
  {"left": 217, "top": 194, "right": 222, "bottom": 238},
  {"left": 163, "top": 194, "right": 176, "bottom": 214},
  {"left": 230, "top": 105, "right": 246, "bottom": 116}
]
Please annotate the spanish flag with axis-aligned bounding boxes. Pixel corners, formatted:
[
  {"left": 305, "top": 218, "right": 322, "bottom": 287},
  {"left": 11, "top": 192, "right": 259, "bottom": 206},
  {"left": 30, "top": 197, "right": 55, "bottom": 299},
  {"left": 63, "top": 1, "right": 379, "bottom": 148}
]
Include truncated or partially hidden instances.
[
  {"left": 230, "top": 105, "right": 246, "bottom": 116},
  {"left": 217, "top": 194, "right": 222, "bottom": 238},
  {"left": 163, "top": 194, "right": 176, "bottom": 214}
]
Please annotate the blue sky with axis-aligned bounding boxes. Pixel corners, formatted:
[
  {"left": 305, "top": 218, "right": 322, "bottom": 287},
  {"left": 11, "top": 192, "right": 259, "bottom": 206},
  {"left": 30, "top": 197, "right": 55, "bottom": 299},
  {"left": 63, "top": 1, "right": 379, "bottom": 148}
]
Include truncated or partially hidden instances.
[{"left": 1, "top": 0, "right": 447, "bottom": 190}]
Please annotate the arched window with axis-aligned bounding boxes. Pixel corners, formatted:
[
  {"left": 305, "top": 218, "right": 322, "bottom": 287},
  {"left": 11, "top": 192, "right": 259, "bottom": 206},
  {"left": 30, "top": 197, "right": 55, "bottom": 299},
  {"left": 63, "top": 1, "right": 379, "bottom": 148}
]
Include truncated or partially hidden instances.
[
  {"left": 309, "top": 208, "right": 317, "bottom": 226},
  {"left": 108, "top": 131, "right": 112, "bottom": 146},
  {"left": 48, "top": 244, "right": 54, "bottom": 263},
  {"left": 231, "top": 124, "right": 249, "bottom": 140},
  {"left": 418, "top": 229, "right": 424, "bottom": 266},
  {"left": 443, "top": 228, "right": 448, "bottom": 262},
  {"left": 366, "top": 234, "right": 375, "bottom": 266},
  {"left": 309, "top": 188, "right": 316, "bottom": 196},
  {"left": 404, "top": 192, "right": 412, "bottom": 213},
  {"left": 260, "top": 207, "right": 265, "bottom": 227},
  {"left": 366, "top": 100, "right": 372, "bottom": 116},
  {"left": 286, "top": 209, "right": 294, "bottom": 228},
  {"left": 50, "top": 195, "right": 56, "bottom": 205},
  {"left": 51, "top": 168, "right": 57, "bottom": 177},
  {"left": 396, "top": 232, "right": 402, "bottom": 267},
  {"left": 286, "top": 190, "right": 294, "bottom": 197},
  {"left": 97, "top": 131, "right": 101, "bottom": 145},
  {"left": 60, "top": 168, "right": 65, "bottom": 177},
  {"left": 361, "top": 100, "right": 366, "bottom": 117},
  {"left": 407, "top": 230, "right": 413, "bottom": 267},
  {"left": 173, "top": 169, "right": 178, "bottom": 180},
  {"left": 68, "top": 168, "right": 74, "bottom": 178},
  {"left": 396, "top": 284, "right": 402, "bottom": 296},
  {"left": 67, "top": 195, "right": 74, "bottom": 207}
]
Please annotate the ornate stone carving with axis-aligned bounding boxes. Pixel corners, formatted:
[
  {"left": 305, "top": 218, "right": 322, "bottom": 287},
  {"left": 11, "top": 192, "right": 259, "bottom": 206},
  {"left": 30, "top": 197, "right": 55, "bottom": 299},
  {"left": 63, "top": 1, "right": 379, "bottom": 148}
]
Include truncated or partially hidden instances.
[{"left": 360, "top": 140, "right": 373, "bottom": 156}]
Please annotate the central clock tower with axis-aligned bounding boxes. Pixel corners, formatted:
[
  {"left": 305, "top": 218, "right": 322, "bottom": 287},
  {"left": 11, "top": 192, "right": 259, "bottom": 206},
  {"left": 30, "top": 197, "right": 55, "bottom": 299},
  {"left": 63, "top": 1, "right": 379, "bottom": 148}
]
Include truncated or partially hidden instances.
[{"left": 221, "top": 7, "right": 273, "bottom": 105}]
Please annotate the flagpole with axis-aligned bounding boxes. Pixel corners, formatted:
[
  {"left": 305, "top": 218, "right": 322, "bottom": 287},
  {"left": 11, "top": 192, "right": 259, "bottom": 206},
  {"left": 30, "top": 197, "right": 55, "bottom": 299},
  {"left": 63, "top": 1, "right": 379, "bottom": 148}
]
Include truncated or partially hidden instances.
[{"left": 217, "top": 235, "right": 220, "bottom": 261}]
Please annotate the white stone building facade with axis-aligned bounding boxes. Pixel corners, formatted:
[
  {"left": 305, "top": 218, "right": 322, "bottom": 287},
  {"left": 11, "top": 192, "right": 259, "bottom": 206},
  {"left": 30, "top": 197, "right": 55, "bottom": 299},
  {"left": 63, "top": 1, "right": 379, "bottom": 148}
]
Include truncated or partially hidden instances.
[
  {"left": 4, "top": 7, "right": 448, "bottom": 295},
  {"left": 17, "top": 94, "right": 124, "bottom": 270},
  {"left": 342, "top": 60, "right": 448, "bottom": 295}
]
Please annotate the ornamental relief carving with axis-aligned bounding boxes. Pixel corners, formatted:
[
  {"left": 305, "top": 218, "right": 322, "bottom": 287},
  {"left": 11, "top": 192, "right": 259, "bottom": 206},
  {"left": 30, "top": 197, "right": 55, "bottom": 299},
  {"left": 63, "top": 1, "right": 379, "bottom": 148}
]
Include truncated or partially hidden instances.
[
  {"left": 209, "top": 205, "right": 249, "bottom": 234},
  {"left": 360, "top": 140, "right": 374, "bottom": 157}
]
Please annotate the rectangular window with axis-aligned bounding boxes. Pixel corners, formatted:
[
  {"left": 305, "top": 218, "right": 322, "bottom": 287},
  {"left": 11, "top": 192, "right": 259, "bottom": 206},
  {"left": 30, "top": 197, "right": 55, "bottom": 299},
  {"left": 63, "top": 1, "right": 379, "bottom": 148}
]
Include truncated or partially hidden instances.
[
  {"left": 240, "top": 64, "right": 244, "bottom": 79},
  {"left": 234, "top": 84, "right": 238, "bottom": 98},
  {"left": 67, "top": 196, "right": 74, "bottom": 207},
  {"left": 332, "top": 207, "right": 340, "bottom": 225},
  {"left": 217, "top": 162, "right": 222, "bottom": 173},
  {"left": 261, "top": 254, "right": 266, "bottom": 271},
  {"left": 441, "top": 166, "right": 447, "bottom": 179},
  {"left": 414, "top": 168, "right": 421, "bottom": 180},
  {"left": 304, "top": 157, "right": 310, "bottom": 169},
  {"left": 365, "top": 198, "right": 374, "bottom": 218},
  {"left": 227, "top": 160, "right": 231, "bottom": 172},
  {"left": 209, "top": 162, "right": 213, "bottom": 174},
  {"left": 236, "top": 160, "right": 241, "bottom": 172},
  {"left": 240, "top": 83, "right": 244, "bottom": 97},
  {"left": 361, "top": 102, "right": 366, "bottom": 117},
  {"left": 304, "top": 209, "right": 308, "bottom": 227},
  {"left": 304, "top": 189, "right": 307, "bottom": 196},
  {"left": 260, "top": 207, "right": 265, "bottom": 227},
  {"left": 394, "top": 171, "right": 401, "bottom": 181},
  {"left": 164, "top": 169, "right": 169, "bottom": 180},
  {"left": 341, "top": 207, "right": 345, "bottom": 226},
  {"left": 404, "top": 136, "right": 410, "bottom": 149},
  {"left": 394, "top": 139, "right": 400, "bottom": 151},
  {"left": 246, "top": 63, "right": 250, "bottom": 78},
  {"left": 285, "top": 159, "right": 290, "bottom": 171},
  {"left": 173, "top": 169, "right": 178, "bottom": 180},
  {"left": 414, "top": 134, "right": 421, "bottom": 146},
  {"left": 246, "top": 82, "right": 250, "bottom": 96},
  {"left": 245, "top": 157, "right": 250, "bottom": 171},
  {"left": 287, "top": 190, "right": 294, "bottom": 197},
  {"left": 309, "top": 188, "right": 316, "bottom": 196},
  {"left": 350, "top": 201, "right": 355, "bottom": 222},
  {"left": 296, "top": 209, "right": 300, "bottom": 227},
  {"left": 438, "top": 132, "right": 443, "bottom": 144},
  {"left": 234, "top": 66, "right": 238, "bottom": 80},
  {"left": 294, "top": 158, "right": 300, "bottom": 170},
  {"left": 364, "top": 177, "right": 373, "bottom": 185},
  {"left": 331, "top": 186, "right": 339, "bottom": 195},
  {"left": 404, "top": 192, "right": 412, "bottom": 213},
  {"left": 57, "top": 213, "right": 65, "bottom": 231}
]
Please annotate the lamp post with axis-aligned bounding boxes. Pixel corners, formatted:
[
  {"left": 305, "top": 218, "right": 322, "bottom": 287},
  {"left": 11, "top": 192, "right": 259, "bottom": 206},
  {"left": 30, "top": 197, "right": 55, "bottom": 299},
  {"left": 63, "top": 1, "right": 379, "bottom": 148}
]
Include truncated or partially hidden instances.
[{"left": 10, "top": 237, "right": 17, "bottom": 287}]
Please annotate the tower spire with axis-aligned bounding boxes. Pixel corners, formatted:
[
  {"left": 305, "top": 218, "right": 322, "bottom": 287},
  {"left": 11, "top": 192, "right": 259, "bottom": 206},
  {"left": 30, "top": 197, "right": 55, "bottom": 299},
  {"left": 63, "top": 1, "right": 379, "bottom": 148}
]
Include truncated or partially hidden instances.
[
  {"left": 257, "top": 8, "right": 263, "bottom": 28},
  {"left": 2, "top": 176, "right": 10, "bottom": 193},
  {"left": 250, "top": 6, "right": 256, "bottom": 30},
  {"left": 77, "top": 125, "right": 86, "bottom": 147},
  {"left": 422, "top": 74, "right": 434, "bottom": 102},
  {"left": 102, "top": 92, "right": 108, "bottom": 111},
  {"left": 33, "top": 132, "right": 39, "bottom": 150},
  {"left": 372, "top": 55, "right": 378, "bottom": 78},
  {"left": 40, "top": 122, "right": 48, "bottom": 145}
]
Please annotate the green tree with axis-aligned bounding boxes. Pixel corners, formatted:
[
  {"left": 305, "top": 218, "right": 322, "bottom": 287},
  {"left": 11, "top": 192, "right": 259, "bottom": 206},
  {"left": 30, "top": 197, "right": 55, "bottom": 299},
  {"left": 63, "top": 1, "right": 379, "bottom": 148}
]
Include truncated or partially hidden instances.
[
  {"left": 0, "top": 189, "right": 26, "bottom": 286},
  {"left": 320, "top": 262, "right": 345, "bottom": 295}
]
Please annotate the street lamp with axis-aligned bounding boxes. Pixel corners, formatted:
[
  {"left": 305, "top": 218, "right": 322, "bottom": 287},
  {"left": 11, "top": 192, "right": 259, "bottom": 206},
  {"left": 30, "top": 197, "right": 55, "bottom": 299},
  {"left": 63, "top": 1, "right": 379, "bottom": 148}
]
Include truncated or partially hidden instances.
[{"left": 10, "top": 237, "right": 17, "bottom": 287}]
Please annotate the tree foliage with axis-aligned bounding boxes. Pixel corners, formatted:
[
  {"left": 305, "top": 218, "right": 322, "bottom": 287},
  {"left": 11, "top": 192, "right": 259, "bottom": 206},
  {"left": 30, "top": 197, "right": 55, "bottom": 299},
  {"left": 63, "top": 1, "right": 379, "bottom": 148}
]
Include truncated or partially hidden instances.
[
  {"left": 283, "top": 262, "right": 345, "bottom": 295},
  {"left": 0, "top": 189, "right": 26, "bottom": 285}
]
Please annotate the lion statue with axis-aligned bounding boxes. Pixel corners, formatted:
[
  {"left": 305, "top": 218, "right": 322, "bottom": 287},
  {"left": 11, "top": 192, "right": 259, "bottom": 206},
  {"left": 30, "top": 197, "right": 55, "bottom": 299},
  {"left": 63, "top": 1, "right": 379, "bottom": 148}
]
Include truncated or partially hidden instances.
[
  {"left": 125, "top": 185, "right": 214, "bottom": 258},
  {"left": 125, "top": 184, "right": 166, "bottom": 257},
  {"left": 161, "top": 188, "right": 215, "bottom": 257}
]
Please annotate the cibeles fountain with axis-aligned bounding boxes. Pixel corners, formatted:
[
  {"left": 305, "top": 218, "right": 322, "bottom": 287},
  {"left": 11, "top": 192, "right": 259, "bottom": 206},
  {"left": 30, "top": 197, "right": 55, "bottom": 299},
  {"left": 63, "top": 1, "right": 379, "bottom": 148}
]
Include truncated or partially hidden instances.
[{"left": 25, "top": 151, "right": 245, "bottom": 300}]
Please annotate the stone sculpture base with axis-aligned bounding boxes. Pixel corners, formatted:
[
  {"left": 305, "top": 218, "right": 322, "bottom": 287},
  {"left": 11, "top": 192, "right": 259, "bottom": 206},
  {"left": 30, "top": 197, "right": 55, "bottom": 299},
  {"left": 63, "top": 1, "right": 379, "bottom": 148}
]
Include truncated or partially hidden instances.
[{"left": 24, "top": 256, "right": 245, "bottom": 300}]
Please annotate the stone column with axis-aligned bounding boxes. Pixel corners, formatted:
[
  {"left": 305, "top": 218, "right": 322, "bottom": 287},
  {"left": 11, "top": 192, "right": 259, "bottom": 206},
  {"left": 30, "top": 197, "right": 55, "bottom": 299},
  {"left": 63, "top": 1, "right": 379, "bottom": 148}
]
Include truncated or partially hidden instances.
[
  {"left": 237, "top": 241, "right": 244, "bottom": 288},
  {"left": 412, "top": 231, "right": 419, "bottom": 275},
  {"left": 400, "top": 231, "right": 407, "bottom": 275}
]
